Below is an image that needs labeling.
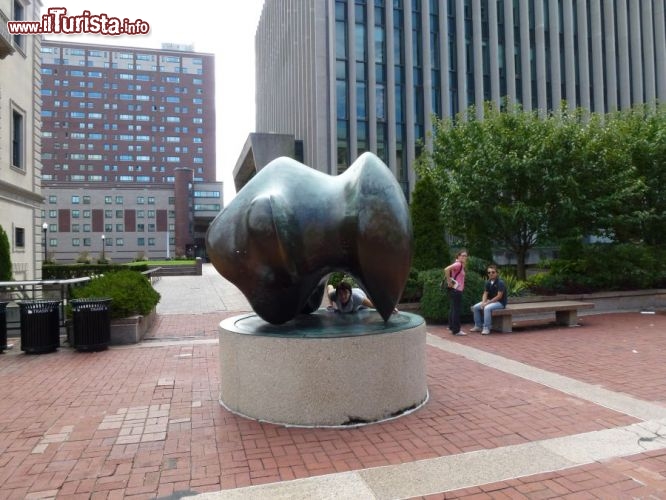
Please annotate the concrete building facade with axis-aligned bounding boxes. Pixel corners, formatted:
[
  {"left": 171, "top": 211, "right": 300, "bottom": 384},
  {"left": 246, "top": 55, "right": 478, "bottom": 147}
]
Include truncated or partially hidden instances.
[
  {"left": 255, "top": 0, "right": 666, "bottom": 197},
  {"left": 0, "top": 0, "right": 44, "bottom": 280},
  {"left": 40, "top": 40, "right": 221, "bottom": 262}
]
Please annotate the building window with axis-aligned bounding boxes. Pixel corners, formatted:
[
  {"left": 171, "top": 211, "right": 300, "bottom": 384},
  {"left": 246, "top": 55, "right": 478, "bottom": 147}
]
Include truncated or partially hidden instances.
[
  {"left": 105, "top": 196, "right": 112, "bottom": 204},
  {"left": 49, "top": 195, "right": 57, "bottom": 203},
  {"left": 11, "top": 107, "right": 25, "bottom": 170},
  {"left": 14, "top": 227, "right": 25, "bottom": 249},
  {"left": 72, "top": 195, "right": 80, "bottom": 204},
  {"left": 115, "top": 196, "right": 124, "bottom": 204},
  {"left": 116, "top": 238, "right": 124, "bottom": 246},
  {"left": 13, "top": 0, "right": 25, "bottom": 49},
  {"left": 105, "top": 223, "right": 113, "bottom": 232}
]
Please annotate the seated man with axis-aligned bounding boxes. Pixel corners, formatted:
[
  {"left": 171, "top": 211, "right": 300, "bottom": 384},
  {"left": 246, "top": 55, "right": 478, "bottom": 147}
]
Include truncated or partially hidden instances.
[
  {"left": 327, "top": 281, "right": 374, "bottom": 313},
  {"left": 470, "top": 265, "right": 507, "bottom": 335}
]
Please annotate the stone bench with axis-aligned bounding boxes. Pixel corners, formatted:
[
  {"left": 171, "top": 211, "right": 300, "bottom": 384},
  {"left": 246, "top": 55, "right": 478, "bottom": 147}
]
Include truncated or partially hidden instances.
[{"left": 487, "top": 300, "right": 595, "bottom": 333}]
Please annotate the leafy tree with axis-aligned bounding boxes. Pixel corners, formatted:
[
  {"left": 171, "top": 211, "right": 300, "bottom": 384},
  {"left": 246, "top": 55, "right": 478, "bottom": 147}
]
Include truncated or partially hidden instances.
[
  {"left": 425, "top": 103, "right": 642, "bottom": 279},
  {"left": 564, "top": 113, "right": 645, "bottom": 242},
  {"left": 0, "top": 225, "right": 12, "bottom": 281},
  {"left": 410, "top": 170, "right": 450, "bottom": 270},
  {"left": 607, "top": 105, "right": 666, "bottom": 244}
]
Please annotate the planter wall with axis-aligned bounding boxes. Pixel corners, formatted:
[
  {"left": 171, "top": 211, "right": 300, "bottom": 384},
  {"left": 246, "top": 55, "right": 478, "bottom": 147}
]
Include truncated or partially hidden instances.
[
  {"left": 509, "top": 289, "right": 666, "bottom": 315},
  {"left": 109, "top": 308, "right": 156, "bottom": 345}
]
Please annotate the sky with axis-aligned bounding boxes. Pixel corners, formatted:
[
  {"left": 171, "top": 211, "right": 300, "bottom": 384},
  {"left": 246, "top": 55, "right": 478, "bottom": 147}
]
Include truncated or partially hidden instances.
[{"left": 39, "top": 0, "right": 266, "bottom": 205}]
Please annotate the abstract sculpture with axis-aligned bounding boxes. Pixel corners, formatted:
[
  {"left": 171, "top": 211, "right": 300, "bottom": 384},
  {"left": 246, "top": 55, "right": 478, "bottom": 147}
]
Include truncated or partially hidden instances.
[{"left": 206, "top": 152, "right": 412, "bottom": 325}]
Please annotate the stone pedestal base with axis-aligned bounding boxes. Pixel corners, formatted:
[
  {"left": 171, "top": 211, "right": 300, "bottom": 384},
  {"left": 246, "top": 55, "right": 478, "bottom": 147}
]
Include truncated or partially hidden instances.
[{"left": 218, "top": 310, "right": 427, "bottom": 427}]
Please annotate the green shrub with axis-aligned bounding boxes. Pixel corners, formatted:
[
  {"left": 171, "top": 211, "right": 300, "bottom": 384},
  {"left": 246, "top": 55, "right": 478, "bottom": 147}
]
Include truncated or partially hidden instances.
[
  {"left": 326, "top": 271, "right": 356, "bottom": 288},
  {"left": 0, "top": 225, "right": 11, "bottom": 281},
  {"left": 528, "top": 243, "right": 666, "bottom": 294},
  {"left": 498, "top": 270, "right": 530, "bottom": 297},
  {"left": 418, "top": 269, "right": 448, "bottom": 322},
  {"left": 400, "top": 268, "right": 424, "bottom": 302},
  {"left": 410, "top": 173, "right": 450, "bottom": 270},
  {"left": 43, "top": 263, "right": 149, "bottom": 279},
  {"left": 71, "top": 269, "right": 160, "bottom": 319},
  {"left": 418, "top": 267, "right": 485, "bottom": 323}
]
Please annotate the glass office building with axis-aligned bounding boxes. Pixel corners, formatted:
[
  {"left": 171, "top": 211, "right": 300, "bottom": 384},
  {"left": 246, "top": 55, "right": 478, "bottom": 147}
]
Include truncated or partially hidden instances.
[{"left": 255, "top": 0, "right": 666, "bottom": 197}]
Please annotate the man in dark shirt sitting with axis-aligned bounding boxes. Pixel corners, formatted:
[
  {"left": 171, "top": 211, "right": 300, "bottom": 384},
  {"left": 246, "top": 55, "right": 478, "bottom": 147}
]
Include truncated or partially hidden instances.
[{"left": 470, "top": 265, "right": 507, "bottom": 335}]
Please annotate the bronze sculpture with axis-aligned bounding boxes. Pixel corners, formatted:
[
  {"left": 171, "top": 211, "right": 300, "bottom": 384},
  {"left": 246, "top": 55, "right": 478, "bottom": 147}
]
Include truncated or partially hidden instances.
[{"left": 206, "top": 152, "right": 412, "bottom": 325}]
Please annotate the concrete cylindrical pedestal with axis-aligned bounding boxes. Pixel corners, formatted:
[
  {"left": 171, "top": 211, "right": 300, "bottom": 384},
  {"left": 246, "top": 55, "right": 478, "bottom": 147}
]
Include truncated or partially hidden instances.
[{"left": 219, "top": 310, "right": 427, "bottom": 427}]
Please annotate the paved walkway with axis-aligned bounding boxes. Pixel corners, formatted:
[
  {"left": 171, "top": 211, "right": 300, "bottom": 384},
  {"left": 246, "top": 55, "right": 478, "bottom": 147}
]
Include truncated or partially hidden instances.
[{"left": 1, "top": 264, "right": 666, "bottom": 499}]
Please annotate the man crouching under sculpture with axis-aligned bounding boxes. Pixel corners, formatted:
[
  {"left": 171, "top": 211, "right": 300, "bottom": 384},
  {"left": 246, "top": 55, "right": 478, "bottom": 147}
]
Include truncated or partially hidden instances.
[{"left": 205, "top": 152, "right": 412, "bottom": 325}]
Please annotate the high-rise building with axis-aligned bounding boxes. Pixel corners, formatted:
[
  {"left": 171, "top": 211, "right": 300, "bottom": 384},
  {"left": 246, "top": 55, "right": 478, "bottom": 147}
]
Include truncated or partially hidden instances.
[
  {"left": 0, "top": 0, "right": 43, "bottom": 280},
  {"left": 40, "top": 40, "right": 221, "bottom": 262},
  {"left": 253, "top": 0, "right": 666, "bottom": 197}
]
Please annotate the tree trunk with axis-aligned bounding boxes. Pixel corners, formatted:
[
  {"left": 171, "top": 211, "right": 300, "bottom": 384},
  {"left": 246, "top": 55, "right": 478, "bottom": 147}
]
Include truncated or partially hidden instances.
[{"left": 516, "top": 247, "right": 528, "bottom": 280}]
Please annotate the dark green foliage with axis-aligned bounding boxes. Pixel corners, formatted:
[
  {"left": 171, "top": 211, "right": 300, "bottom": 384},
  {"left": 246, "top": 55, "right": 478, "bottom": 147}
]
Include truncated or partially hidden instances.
[
  {"left": 0, "top": 225, "right": 11, "bottom": 281},
  {"left": 400, "top": 268, "right": 424, "bottom": 303},
  {"left": 326, "top": 272, "right": 357, "bottom": 288},
  {"left": 422, "top": 102, "right": 657, "bottom": 279},
  {"left": 602, "top": 107, "right": 666, "bottom": 244},
  {"left": 410, "top": 172, "right": 450, "bottom": 270},
  {"left": 417, "top": 267, "right": 485, "bottom": 324},
  {"left": 43, "top": 263, "right": 149, "bottom": 279},
  {"left": 418, "top": 269, "right": 448, "bottom": 322},
  {"left": 528, "top": 243, "right": 666, "bottom": 294},
  {"left": 71, "top": 269, "right": 160, "bottom": 319}
]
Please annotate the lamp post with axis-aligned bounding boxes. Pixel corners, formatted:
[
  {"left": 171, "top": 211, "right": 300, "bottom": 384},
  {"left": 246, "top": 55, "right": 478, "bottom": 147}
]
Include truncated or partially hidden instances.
[
  {"left": 42, "top": 222, "right": 48, "bottom": 262},
  {"left": 101, "top": 234, "right": 106, "bottom": 262}
]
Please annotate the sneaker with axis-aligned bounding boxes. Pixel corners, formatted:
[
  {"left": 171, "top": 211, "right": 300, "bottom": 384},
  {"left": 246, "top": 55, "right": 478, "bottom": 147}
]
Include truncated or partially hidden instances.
[
  {"left": 470, "top": 326, "right": 482, "bottom": 333},
  {"left": 453, "top": 331, "right": 467, "bottom": 336},
  {"left": 481, "top": 328, "right": 490, "bottom": 335}
]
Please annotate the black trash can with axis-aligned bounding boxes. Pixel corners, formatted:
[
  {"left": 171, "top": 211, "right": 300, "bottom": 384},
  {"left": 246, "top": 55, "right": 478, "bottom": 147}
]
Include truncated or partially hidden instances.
[
  {"left": 18, "top": 300, "right": 61, "bottom": 354},
  {"left": 0, "top": 301, "right": 9, "bottom": 353},
  {"left": 70, "top": 298, "right": 112, "bottom": 352}
]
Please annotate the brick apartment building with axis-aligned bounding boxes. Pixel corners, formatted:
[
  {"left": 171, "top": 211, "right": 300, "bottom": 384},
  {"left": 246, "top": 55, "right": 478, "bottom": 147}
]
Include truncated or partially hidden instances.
[{"left": 39, "top": 40, "right": 221, "bottom": 262}]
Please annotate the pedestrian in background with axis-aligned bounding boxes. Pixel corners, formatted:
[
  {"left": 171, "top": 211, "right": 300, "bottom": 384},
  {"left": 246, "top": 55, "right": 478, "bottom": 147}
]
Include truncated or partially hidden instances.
[{"left": 444, "top": 249, "right": 468, "bottom": 336}]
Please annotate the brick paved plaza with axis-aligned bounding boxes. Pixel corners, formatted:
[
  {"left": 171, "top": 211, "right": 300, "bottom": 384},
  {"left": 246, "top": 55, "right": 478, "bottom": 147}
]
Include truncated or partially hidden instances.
[{"left": 1, "top": 265, "right": 665, "bottom": 499}]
